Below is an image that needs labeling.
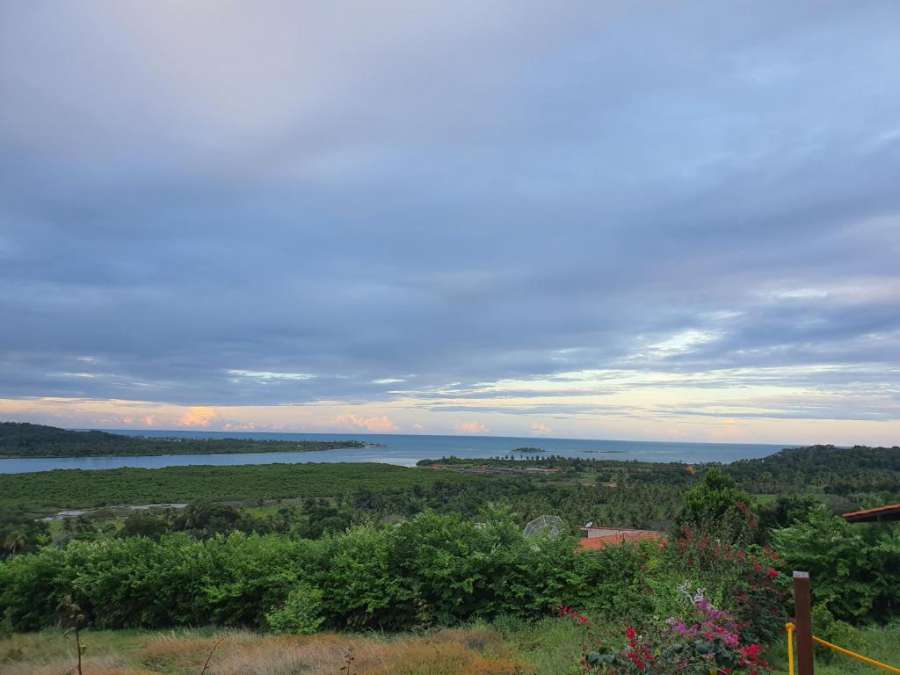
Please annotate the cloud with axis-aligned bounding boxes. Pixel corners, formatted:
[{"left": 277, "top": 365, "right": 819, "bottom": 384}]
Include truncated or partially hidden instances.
[
  {"left": 530, "top": 422, "right": 552, "bottom": 435},
  {"left": 178, "top": 406, "right": 220, "bottom": 428},
  {"left": 227, "top": 370, "right": 317, "bottom": 382},
  {"left": 1, "top": 3, "right": 900, "bottom": 443},
  {"left": 223, "top": 421, "right": 258, "bottom": 431},
  {"left": 334, "top": 414, "right": 398, "bottom": 433},
  {"left": 457, "top": 421, "right": 489, "bottom": 434}
]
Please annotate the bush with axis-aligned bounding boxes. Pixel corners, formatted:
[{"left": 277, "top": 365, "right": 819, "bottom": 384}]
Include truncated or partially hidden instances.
[
  {"left": 0, "top": 513, "right": 579, "bottom": 632},
  {"left": 664, "top": 529, "right": 788, "bottom": 643},
  {"left": 570, "top": 542, "right": 655, "bottom": 621},
  {"left": 810, "top": 603, "right": 860, "bottom": 662},
  {"left": 0, "top": 509, "right": 793, "bottom": 643},
  {"left": 772, "top": 506, "right": 900, "bottom": 623},
  {"left": 675, "top": 468, "right": 758, "bottom": 545},
  {"left": 266, "top": 584, "right": 325, "bottom": 634},
  {"left": 585, "top": 586, "right": 769, "bottom": 673}
]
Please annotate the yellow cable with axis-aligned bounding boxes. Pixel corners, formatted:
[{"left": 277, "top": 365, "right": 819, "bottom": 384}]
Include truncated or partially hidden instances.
[
  {"left": 785, "top": 623, "right": 795, "bottom": 675},
  {"left": 812, "top": 635, "right": 900, "bottom": 673}
]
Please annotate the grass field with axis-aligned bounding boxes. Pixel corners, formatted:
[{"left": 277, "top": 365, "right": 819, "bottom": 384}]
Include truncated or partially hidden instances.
[
  {"left": 0, "top": 627, "right": 528, "bottom": 675},
  {"left": 0, "top": 463, "right": 477, "bottom": 513},
  {"left": 1, "top": 622, "right": 897, "bottom": 674}
]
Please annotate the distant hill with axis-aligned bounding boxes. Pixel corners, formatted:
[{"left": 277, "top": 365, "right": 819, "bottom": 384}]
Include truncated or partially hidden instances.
[
  {"left": 727, "top": 444, "right": 900, "bottom": 494},
  {"left": 0, "top": 422, "right": 364, "bottom": 458}
]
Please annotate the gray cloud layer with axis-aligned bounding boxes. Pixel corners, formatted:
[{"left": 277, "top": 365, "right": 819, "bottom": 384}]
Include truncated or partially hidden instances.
[{"left": 2, "top": 2, "right": 899, "bottom": 423}]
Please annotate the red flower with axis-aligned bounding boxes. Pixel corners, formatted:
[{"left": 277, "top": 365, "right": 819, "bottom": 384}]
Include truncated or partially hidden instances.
[
  {"left": 626, "top": 626, "right": 637, "bottom": 642},
  {"left": 741, "top": 643, "right": 763, "bottom": 661}
]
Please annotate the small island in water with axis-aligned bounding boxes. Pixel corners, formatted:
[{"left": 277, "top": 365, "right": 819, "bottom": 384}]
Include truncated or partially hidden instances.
[{"left": 0, "top": 422, "right": 365, "bottom": 458}]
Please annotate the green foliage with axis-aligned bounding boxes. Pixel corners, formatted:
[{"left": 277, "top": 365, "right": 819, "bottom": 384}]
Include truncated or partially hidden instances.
[
  {"left": 810, "top": 603, "right": 861, "bottom": 663},
  {"left": 585, "top": 593, "right": 769, "bottom": 674},
  {"left": 0, "top": 421, "right": 364, "bottom": 458},
  {"left": 2, "top": 444, "right": 898, "bottom": 646},
  {"left": 120, "top": 512, "right": 170, "bottom": 539},
  {"left": 756, "top": 494, "right": 820, "bottom": 542},
  {"left": 772, "top": 505, "right": 900, "bottom": 622},
  {"left": 0, "top": 462, "right": 475, "bottom": 511},
  {"left": 728, "top": 444, "right": 900, "bottom": 495},
  {"left": 0, "top": 510, "right": 49, "bottom": 559},
  {"left": 0, "top": 512, "right": 668, "bottom": 634},
  {"left": 265, "top": 584, "right": 325, "bottom": 634},
  {"left": 0, "top": 507, "right": 803, "bottom": 644},
  {"left": 570, "top": 543, "right": 654, "bottom": 621},
  {"left": 675, "top": 468, "right": 757, "bottom": 544},
  {"left": 664, "top": 531, "right": 788, "bottom": 643}
]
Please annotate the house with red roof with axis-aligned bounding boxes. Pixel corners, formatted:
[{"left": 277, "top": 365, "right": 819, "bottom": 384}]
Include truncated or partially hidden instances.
[{"left": 578, "top": 524, "right": 665, "bottom": 551}]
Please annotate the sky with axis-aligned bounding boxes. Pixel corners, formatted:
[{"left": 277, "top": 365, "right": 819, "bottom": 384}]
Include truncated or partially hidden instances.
[{"left": 1, "top": 2, "right": 899, "bottom": 445}]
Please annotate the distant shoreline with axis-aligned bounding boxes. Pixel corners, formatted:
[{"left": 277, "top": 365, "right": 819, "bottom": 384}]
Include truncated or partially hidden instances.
[
  {"left": 0, "top": 421, "right": 367, "bottom": 459},
  {"left": 0, "top": 421, "right": 796, "bottom": 475}
]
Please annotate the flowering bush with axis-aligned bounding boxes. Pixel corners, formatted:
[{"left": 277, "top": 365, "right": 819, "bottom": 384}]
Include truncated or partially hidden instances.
[
  {"left": 583, "top": 585, "right": 769, "bottom": 674},
  {"left": 559, "top": 605, "right": 592, "bottom": 625},
  {"left": 668, "top": 528, "right": 787, "bottom": 643}
]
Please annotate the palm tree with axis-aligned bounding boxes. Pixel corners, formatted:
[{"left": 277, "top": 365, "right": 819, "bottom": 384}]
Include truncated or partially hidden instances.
[{"left": 3, "top": 529, "right": 27, "bottom": 556}]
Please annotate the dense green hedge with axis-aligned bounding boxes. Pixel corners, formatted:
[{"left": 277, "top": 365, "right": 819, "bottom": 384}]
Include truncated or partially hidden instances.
[
  {"left": 0, "top": 512, "right": 656, "bottom": 632},
  {"left": 0, "top": 510, "right": 798, "bottom": 644}
]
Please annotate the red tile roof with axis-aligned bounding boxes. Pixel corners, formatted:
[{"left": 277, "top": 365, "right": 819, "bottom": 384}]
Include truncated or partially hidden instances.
[
  {"left": 842, "top": 503, "right": 900, "bottom": 523},
  {"left": 578, "top": 529, "right": 665, "bottom": 551}
]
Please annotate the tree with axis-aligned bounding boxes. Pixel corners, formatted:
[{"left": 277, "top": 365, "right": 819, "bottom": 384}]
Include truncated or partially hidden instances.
[{"left": 675, "top": 468, "right": 757, "bottom": 544}]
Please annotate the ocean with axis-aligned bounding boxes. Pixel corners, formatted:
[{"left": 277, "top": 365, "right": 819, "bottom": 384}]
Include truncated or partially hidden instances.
[{"left": 0, "top": 430, "right": 788, "bottom": 474}]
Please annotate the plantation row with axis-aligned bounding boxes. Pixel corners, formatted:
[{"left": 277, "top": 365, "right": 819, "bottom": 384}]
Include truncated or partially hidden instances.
[{"left": 0, "top": 462, "right": 474, "bottom": 511}]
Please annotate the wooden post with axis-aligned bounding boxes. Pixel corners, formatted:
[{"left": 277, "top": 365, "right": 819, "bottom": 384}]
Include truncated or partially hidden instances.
[{"left": 794, "top": 571, "right": 814, "bottom": 675}]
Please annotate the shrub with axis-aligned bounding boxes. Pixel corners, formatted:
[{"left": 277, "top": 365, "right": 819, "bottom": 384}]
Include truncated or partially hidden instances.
[
  {"left": 319, "top": 525, "right": 410, "bottom": 629},
  {"left": 675, "top": 468, "right": 758, "bottom": 545},
  {"left": 265, "top": 584, "right": 325, "bottom": 634},
  {"left": 810, "top": 603, "right": 860, "bottom": 662},
  {"left": 586, "top": 586, "right": 769, "bottom": 673},
  {"left": 0, "top": 512, "right": 582, "bottom": 632},
  {"left": 0, "top": 509, "right": 795, "bottom": 640},
  {"left": 665, "top": 529, "right": 788, "bottom": 643},
  {"left": 570, "top": 542, "right": 655, "bottom": 621},
  {"left": 772, "top": 505, "right": 900, "bottom": 623}
]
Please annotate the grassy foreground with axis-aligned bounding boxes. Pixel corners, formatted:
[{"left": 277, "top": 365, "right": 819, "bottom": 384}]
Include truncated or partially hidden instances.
[
  {"left": 0, "top": 463, "right": 476, "bottom": 512},
  {"left": 1, "top": 622, "right": 898, "bottom": 674}
]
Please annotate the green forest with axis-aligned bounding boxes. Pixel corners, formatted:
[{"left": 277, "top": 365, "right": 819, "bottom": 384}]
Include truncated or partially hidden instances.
[
  {"left": 0, "top": 422, "right": 364, "bottom": 457},
  {"left": 1, "top": 445, "right": 898, "bottom": 673}
]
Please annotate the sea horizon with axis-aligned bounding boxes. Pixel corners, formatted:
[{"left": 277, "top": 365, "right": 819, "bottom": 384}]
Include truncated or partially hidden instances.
[
  {"left": 0, "top": 428, "right": 794, "bottom": 475},
  {"left": 94, "top": 427, "right": 800, "bottom": 449}
]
